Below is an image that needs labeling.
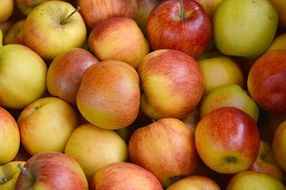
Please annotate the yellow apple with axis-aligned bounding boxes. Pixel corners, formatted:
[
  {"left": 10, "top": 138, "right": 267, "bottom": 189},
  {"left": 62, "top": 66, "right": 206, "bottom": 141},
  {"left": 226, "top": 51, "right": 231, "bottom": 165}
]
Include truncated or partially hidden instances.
[
  {"left": 196, "top": 0, "right": 224, "bottom": 16},
  {"left": 3, "top": 19, "right": 25, "bottom": 45},
  {"left": 0, "top": 0, "right": 13, "bottom": 22},
  {"left": 272, "top": 120, "right": 286, "bottom": 172},
  {"left": 267, "top": 33, "right": 286, "bottom": 51},
  {"left": 0, "top": 161, "right": 25, "bottom": 190},
  {"left": 268, "top": 0, "right": 286, "bottom": 28}
]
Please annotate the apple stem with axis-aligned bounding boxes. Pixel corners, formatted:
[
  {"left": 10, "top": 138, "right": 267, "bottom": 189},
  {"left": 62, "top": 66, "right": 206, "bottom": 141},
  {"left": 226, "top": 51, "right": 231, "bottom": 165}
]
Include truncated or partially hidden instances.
[
  {"left": 61, "top": 6, "right": 80, "bottom": 25},
  {"left": 179, "top": 0, "right": 185, "bottom": 19},
  {"left": 17, "top": 164, "right": 34, "bottom": 182}
]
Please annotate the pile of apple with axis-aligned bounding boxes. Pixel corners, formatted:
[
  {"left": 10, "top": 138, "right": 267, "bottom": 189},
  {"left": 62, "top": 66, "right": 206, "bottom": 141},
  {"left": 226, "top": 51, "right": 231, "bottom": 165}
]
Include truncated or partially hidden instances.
[{"left": 0, "top": 0, "right": 286, "bottom": 189}]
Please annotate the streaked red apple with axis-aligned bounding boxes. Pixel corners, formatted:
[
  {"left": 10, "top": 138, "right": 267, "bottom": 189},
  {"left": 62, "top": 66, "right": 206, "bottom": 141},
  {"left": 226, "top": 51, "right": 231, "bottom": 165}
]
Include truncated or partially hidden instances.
[
  {"left": 90, "top": 162, "right": 163, "bottom": 190},
  {"left": 272, "top": 120, "right": 286, "bottom": 172},
  {"left": 195, "top": 107, "right": 260, "bottom": 174},
  {"left": 129, "top": 118, "right": 197, "bottom": 186},
  {"left": 138, "top": 49, "right": 203, "bottom": 120},
  {"left": 47, "top": 48, "right": 98, "bottom": 105}
]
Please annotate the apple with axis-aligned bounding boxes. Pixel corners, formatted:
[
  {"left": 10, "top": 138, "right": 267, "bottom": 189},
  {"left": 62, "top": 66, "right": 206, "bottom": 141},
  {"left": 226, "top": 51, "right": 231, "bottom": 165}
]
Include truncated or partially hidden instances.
[
  {"left": 17, "top": 97, "right": 79, "bottom": 155},
  {"left": 0, "top": 21, "right": 13, "bottom": 36},
  {"left": 147, "top": 0, "right": 212, "bottom": 59},
  {"left": 0, "top": 44, "right": 47, "bottom": 109},
  {"left": 90, "top": 162, "right": 163, "bottom": 190},
  {"left": 16, "top": 0, "right": 62, "bottom": 15},
  {"left": 196, "top": 0, "right": 224, "bottom": 16},
  {"left": 272, "top": 120, "right": 286, "bottom": 172},
  {"left": 198, "top": 56, "right": 244, "bottom": 94},
  {"left": 213, "top": 0, "right": 278, "bottom": 58},
  {"left": 166, "top": 175, "right": 221, "bottom": 190},
  {"left": 88, "top": 17, "right": 149, "bottom": 69},
  {"left": 15, "top": 152, "right": 88, "bottom": 190},
  {"left": 78, "top": 0, "right": 137, "bottom": 28},
  {"left": 226, "top": 171, "right": 285, "bottom": 190},
  {"left": 0, "top": 107, "right": 20, "bottom": 165},
  {"left": 64, "top": 123, "right": 128, "bottom": 180},
  {"left": 23, "top": 1, "right": 87, "bottom": 60},
  {"left": 13, "top": 146, "right": 31, "bottom": 162},
  {"left": 268, "top": 0, "right": 286, "bottom": 28},
  {"left": 76, "top": 60, "right": 140, "bottom": 130},
  {"left": 199, "top": 84, "right": 260, "bottom": 121},
  {"left": 247, "top": 49, "right": 286, "bottom": 112},
  {"left": 0, "top": 161, "right": 25, "bottom": 190},
  {"left": 138, "top": 49, "right": 203, "bottom": 120},
  {"left": 182, "top": 108, "right": 200, "bottom": 134},
  {"left": 0, "top": 0, "right": 13, "bottom": 22},
  {"left": 267, "top": 33, "right": 286, "bottom": 52},
  {"left": 128, "top": 118, "right": 197, "bottom": 186},
  {"left": 250, "top": 140, "right": 285, "bottom": 182},
  {"left": 3, "top": 19, "right": 25, "bottom": 45},
  {"left": 135, "top": 0, "right": 160, "bottom": 35},
  {"left": 195, "top": 107, "right": 260, "bottom": 174},
  {"left": 0, "top": 30, "right": 2, "bottom": 47},
  {"left": 47, "top": 48, "right": 98, "bottom": 105}
]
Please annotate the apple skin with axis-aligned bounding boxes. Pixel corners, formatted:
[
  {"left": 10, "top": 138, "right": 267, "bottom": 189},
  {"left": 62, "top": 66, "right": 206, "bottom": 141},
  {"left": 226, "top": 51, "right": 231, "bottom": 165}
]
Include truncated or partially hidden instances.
[
  {"left": 15, "top": 152, "right": 88, "bottom": 190},
  {"left": 78, "top": 0, "right": 137, "bottom": 28},
  {"left": 47, "top": 48, "right": 98, "bottom": 105},
  {"left": 199, "top": 84, "right": 260, "bottom": 121},
  {"left": 213, "top": 0, "right": 278, "bottom": 58},
  {"left": 0, "top": 44, "right": 47, "bottom": 109},
  {"left": 3, "top": 19, "right": 25, "bottom": 45},
  {"left": 196, "top": 0, "right": 224, "bottom": 16},
  {"left": 90, "top": 162, "right": 163, "bottom": 190},
  {"left": 139, "top": 49, "right": 203, "bottom": 120},
  {"left": 16, "top": 0, "right": 62, "bottom": 15},
  {"left": 0, "top": 31, "right": 2, "bottom": 47},
  {"left": 268, "top": 0, "right": 286, "bottom": 28},
  {"left": 272, "top": 120, "right": 286, "bottom": 172},
  {"left": 0, "top": 107, "right": 20, "bottom": 165},
  {"left": 17, "top": 97, "right": 79, "bottom": 155},
  {"left": 267, "top": 33, "right": 286, "bottom": 52},
  {"left": 198, "top": 56, "right": 244, "bottom": 94},
  {"left": 250, "top": 140, "right": 285, "bottom": 182},
  {"left": 77, "top": 60, "right": 140, "bottom": 130},
  {"left": 23, "top": 1, "right": 87, "bottom": 60},
  {"left": 128, "top": 118, "right": 197, "bottom": 186},
  {"left": 88, "top": 17, "right": 149, "bottom": 69},
  {"left": 195, "top": 107, "right": 260, "bottom": 174},
  {"left": 0, "top": 161, "right": 25, "bottom": 190},
  {"left": 0, "top": 0, "right": 13, "bottom": 22},
  {"left": 226, "top": 171, "right": 285, "bottom": 190},
  {"left": 166, "top": 175, "right": 221, "bottom": 190},
  {"left": 64, "top": 123, "right": 128, "bottom": 180},
  {"left": 247, "top": 49, "right": 286, "bottom": 113},
  {"left": 147, "top": 0, "right": 212, "bottom": 59}
]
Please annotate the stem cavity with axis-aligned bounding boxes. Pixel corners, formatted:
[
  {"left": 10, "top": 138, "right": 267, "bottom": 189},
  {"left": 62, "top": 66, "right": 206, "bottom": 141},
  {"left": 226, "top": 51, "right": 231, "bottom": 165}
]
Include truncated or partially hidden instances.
[{"left": 61, "top": 6, "right": 80, "bottom": 25}]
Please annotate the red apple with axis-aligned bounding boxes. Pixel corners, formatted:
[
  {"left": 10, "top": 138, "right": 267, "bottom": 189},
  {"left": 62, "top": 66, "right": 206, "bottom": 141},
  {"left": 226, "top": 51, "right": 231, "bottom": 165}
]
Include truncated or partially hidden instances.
[
  {"left": 78, "top": 0, "right": 137, "bottom": 28},
  {"left": 147, "top": 0, "right": 212, "bottom": 58},
  {"left": 128, "top": 118, "right": 197, "bottom": 186},
  {"left": 247, "top": 49, "right": 286, "bottom": 113},
  {"left": 47, "top": 48, "right": 98, "bottom": 105},
  {"left": 90, "top": 162, "right": 163, "bottom": 190},
  {"left": 88, "top": 17, "right": 149, "bottom": 69},
  {"left": 138, "top": 49, "right": 203, "bottom": 120},
  {"left": 195, "top": 107, "right": 260, "bottom": 174},
  {"left": 15, "top": 152, "right": 88, "bottom": 190}
]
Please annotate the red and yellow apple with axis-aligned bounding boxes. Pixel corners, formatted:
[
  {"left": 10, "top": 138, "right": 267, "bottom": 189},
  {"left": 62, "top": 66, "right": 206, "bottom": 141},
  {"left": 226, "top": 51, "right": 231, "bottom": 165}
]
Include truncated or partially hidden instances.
[
  {"left": 195, "top": 107, "right": 260, "bottom": 174},
  {"left": 47, "top": 48, "right": 98, "bottom": 105},
  {"left": 0, "top": 161, "right": 25, "bottom": 190},
  {"left": 272, "top": 120, "right": 286, "bottom": 172},
  {"left": 139, "top": 49, "right": 203, "bottom": 120}
]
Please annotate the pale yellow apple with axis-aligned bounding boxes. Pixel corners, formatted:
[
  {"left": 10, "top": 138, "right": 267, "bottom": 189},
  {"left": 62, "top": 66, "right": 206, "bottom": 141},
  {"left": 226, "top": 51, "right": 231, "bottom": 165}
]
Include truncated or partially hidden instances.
[
  {"left": 0, "top": 0, "right": 13, "bottom": 22},
  {"left": 272, "top": 120, "right": 286, "bottom": 172},
  {"left": 64, "top": 123, "right": 128, "bottom": 179},
  {"left": 3, "top": 19, "right": 25, "bottom": 45},
  {"left": 0, "top": 44, "right": 47, "bottom": 109},
  {"left": 18, "top": 97, "right": 79, "bottom": 155},
  {"left": 0, "top": 161, "right": 25, "bottom": 190},
  {"left": 199, "top": 56, "right": 244, "bottom": 94},
  {"left": 196, "top": 0, "right": 224, "bottom": 16},
  {"left": 0, "top": 107, "right": 20, "bottom": 165},
  {"left": 226, "top": 171, "right": 285, "bottom": 190},
  {"left": 267, "top": 33, "right": 286, "bottom": 51},
  {"left": 16, "top": 0, "right": 58, "bottom": 15}
]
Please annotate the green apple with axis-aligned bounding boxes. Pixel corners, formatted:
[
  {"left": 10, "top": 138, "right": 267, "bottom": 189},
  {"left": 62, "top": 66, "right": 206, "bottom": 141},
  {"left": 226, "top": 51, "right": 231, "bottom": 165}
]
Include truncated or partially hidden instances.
[
  {"left": 0, "top": 161, "right": 25, "bottom": 190},
  {"left": 23, "top": 1, "right": 87, "bottom": 60},
  {"left": 267, "top": 33, "right": 286, "bottom": 51},
  {"left": 226, "top": 171, "right": 285, "bottom": 190},
  {"left": 199, "top": 84, "right": 260, "bottom": 121},
  {"left": 3, "top": 19, "right": 25, "bottom": 45},
  {"left": 0, "top": 107, "right": 20, "bottom": 165},
  {"left": 0, "top": 0, "right": 13, "bottom": 22},
  {"left": 272, "top": 120, "right": 286, "bottom": 172},
  {"left": 17, "top": 97, "right": 79, "bottom": 155},
  {"left": 213, "top": 0, "right": 278, "bottom": 58},
  {"left": 0, "top": 44, "right": 47, "bottom": 109},
  {"left": 198, "top": 56, "right": 244, "bottom": 94},
  {"left": 196, "top": 0, "right": 224, "bottom": 16},
  {"left": 64, "top": 123, "right": 127, "bottom": 180}
]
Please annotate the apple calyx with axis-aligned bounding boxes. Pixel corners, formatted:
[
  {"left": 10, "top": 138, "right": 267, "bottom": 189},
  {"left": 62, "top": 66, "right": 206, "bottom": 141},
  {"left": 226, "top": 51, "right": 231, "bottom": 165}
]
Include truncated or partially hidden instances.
[
  {"left": 60, "top": 6, "right": 81, "bottom": 25},
  {"left": 17, "top": 164, "right": 35, "bottom": 183},
  {"left": 0, "top": 164, "right": 12, "bottom": 184},
  {"left": 225, "top": 156, "right": 237, "bottom": 164}
]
